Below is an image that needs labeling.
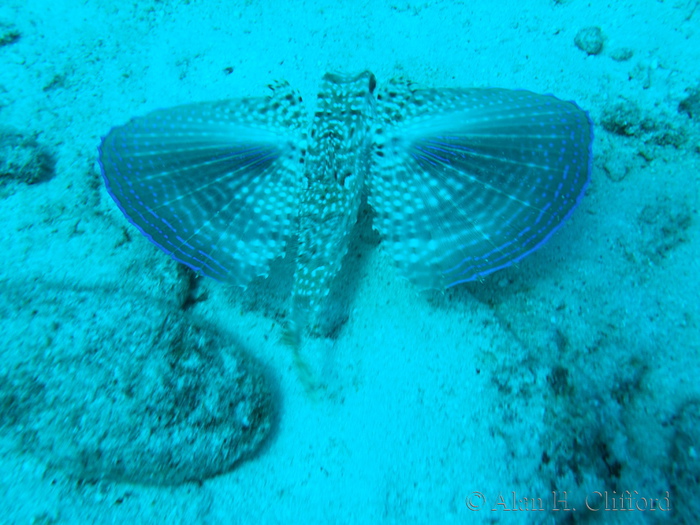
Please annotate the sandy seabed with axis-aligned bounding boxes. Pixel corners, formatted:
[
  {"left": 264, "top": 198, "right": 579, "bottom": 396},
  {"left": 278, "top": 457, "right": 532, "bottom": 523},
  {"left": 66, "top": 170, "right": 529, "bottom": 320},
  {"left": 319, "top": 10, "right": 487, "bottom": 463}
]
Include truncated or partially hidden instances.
[{"left": 0, "top": 0, "right": 698, "bottom": 523}]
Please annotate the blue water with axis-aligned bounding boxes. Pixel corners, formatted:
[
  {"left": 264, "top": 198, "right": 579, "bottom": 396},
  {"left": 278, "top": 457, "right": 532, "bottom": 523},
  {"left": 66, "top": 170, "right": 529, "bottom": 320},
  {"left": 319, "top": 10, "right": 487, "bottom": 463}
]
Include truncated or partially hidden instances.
[{"left": 0, "top": 0, "right": 698, "bottom": 523}]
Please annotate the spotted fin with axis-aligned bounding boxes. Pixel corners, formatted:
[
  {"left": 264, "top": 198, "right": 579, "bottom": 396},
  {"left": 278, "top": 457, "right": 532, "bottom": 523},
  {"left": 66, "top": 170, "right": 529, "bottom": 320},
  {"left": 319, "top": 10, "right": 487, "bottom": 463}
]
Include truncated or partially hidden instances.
[
  {"left": 370, "top": 81, "right": 592, "bottom": 289},
  {"left": 99, "top": 82, "right": 306, "bottom": 287}
]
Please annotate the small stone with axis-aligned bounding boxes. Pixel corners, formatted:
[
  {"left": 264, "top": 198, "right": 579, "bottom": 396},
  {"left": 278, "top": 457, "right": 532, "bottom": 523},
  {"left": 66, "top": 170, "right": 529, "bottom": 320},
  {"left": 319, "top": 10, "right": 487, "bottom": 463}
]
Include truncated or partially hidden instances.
[
  {"left": 670, "top": 401, "right": 700, "bottom": 521},
  {"left": 679, "top": 86, "right": 700, "bottom": 121},
  {"left": 650, "top": 127, "right": 688, "bottom": 148},
  {"left": 630, "top": 61, "right": 653, "bottom": 90},
  {"left": 0, "top": 128, "right": 55, "bottom": 185},
  {"left": 600, "top": 101, "right": 642, "bottom": 136},
  {"left": 610, "top": 47, "right": 634, "bottom": 62},
  {"left": 0, "top": 22, "right": 20, "bottom": 47},
  {"left": 637, "top": 148, "right": 655, "bottom": 162},
  {"left": 602, "top": 156, "right": 629, "bottom": 182},
  {"left": 574, "top": 27, "right": 605, "bottom": 55}
]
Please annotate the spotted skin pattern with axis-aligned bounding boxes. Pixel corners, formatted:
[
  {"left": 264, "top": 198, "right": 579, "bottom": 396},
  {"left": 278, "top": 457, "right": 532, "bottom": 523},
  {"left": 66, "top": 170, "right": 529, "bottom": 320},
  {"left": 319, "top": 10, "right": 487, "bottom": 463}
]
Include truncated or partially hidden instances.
[
  {"left": 99, "top": 72, "right": 593, "bottom": 347},
  {"left": 284, "top": 72, "right": 376, "bottom": 346}
]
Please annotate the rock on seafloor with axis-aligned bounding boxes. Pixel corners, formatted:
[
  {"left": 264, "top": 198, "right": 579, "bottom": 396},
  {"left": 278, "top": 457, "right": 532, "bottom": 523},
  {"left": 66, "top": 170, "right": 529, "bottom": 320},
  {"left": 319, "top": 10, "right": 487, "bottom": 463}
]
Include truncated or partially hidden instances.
[
  {"left": 670, "top": 400, "right": 700, "bottom": 521},
  {"left": 0, "top": 280, "right": 275, "bottom": 486},
  {"left": 0, "top": 127, "right": 55, "bottom": 187},
  {"left": 679, "top": 85, "right": 700, "bottom": 121},
  {"left": 574, "top": 26, "right": 605, "bottom": 55}
]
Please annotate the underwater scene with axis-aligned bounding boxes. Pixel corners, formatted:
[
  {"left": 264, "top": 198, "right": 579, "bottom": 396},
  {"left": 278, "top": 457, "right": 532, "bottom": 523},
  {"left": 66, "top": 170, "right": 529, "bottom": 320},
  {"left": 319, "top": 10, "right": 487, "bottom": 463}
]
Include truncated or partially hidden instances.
[{"left": 0, "top": 0, "right": 698, "bottom": 523}]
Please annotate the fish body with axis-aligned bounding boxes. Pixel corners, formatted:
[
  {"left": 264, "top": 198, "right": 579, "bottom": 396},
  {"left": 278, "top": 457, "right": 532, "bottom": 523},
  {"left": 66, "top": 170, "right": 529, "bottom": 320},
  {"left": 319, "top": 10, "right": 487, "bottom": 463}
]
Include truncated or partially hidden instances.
[{"left": 285, "top": 72, "right": 376, "bottom": 345}]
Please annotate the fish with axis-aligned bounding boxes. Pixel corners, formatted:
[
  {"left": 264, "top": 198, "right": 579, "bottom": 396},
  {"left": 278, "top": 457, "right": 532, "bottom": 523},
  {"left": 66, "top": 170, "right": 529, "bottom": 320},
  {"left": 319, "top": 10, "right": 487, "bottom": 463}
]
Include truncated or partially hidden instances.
[{"left": 99, "top": 71, "right": 593, "bottom": 350}]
